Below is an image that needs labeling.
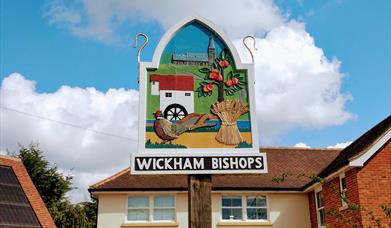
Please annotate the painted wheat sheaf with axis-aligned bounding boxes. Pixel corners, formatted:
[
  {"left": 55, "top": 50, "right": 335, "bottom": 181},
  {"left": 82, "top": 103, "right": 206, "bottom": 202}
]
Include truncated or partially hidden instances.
[{"left": 211, "top": 99, "right": 249, "bottom": 145}]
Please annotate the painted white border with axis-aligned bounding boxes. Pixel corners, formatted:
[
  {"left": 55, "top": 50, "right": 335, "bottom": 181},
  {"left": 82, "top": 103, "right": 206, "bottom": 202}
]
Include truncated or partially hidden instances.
[
  {"left": 349, "top": 128, "right": 391, "bottom": 167},
  {"left": 136, "top": 17, "right": 259, "bottom": 154}
]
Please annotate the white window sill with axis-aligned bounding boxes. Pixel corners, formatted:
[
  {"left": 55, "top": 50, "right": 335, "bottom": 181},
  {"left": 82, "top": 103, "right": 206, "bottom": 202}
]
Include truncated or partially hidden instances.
[
  {"left": 121, "top": 222, "right": 178, "bottom": 227},
  {"left": 217, "top": 221, "right": 273, "bottom": 227}
]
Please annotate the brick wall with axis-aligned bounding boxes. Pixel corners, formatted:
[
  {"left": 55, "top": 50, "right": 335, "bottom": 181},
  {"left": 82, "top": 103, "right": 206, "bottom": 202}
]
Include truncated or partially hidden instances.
[
  {"left": 308, "top": 173, "right": 362, "bottom": 228},
  {"left": 308, "top": 140, "right": 391, "bottom": 228},
  {"left": 356, "top": 140, "right": 391, "bottom": 227},
  {"left": 323, "top": 171, "right": 362, "bottom": 227}
]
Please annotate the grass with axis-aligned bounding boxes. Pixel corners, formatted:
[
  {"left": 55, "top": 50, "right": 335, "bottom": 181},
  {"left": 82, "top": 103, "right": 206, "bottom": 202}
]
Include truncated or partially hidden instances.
[
  {"left": 145, "top": 139, "right": 187, "bottom": 148},
  {"left": 236, "top": 141, "right": 252, "bottom": 148}
]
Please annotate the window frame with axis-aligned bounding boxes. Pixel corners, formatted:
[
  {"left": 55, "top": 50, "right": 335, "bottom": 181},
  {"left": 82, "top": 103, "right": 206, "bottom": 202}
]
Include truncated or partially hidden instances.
[
  {"left": 184, "top": 92, "right": 191, "bottom": 96},
  {"left": 127, "top": 196, "right": 150, "bottom": 221},
  {"left": 315, "top": 188, "right": 326, "bottom": 228},
  {"left": 221, "top": 195, "right": 243, "bottom": 221},
  {"left": 221, "top": 194, "right": 269, "bottom": 222},
  {"left": 165, "top": 92, "right": 172, "bottom": 97},
  {"left": 125, "top": 194, "right": 176, "bottom": 223},
  {"left": 245, "top": 195, "right": 268, "bottom": 221},
  {"left": 152, "top": 195, "right": 176, "bottom": 221},
  {"left": 339, "top": 173, "right": 348, "bottom": 208}
]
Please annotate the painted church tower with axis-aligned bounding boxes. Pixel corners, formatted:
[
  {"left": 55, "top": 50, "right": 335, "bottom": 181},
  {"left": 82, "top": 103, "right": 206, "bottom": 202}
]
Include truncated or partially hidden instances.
[{"left": 208, "top": 36, "right": 216, "bottom": 65}]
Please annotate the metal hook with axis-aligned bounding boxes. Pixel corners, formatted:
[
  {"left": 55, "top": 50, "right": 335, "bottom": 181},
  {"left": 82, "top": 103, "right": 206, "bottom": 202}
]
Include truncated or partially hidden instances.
[
  {"left": 243, "top": 35, "right": 258, "bottom": 63},
  {"left": 133, "top": 33, "right": 149, "bottom": 83}
]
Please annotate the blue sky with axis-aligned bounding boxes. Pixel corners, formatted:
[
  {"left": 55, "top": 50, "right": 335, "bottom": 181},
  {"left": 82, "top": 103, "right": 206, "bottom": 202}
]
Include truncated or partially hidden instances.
[
  {"left": 0, "top": 0, "right": 390, "bottom": 201},
  {"left": 1, "top": 0, "right": 390, "bottom": 147},
  {"left": 275, "top": 0, "right": 390, "bottom": 146}
]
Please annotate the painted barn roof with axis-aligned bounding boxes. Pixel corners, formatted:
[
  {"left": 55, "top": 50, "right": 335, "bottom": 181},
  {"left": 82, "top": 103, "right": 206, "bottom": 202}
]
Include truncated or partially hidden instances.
[
  {"left": 150, "top": 74, "right": 194, "bottom": 91},
  {"left": 0, "top": 155, "right": 56, "bottom": 228},
  {"left": 89, "top": 147, "right": 341, "bottom": 192},
  {"left": 172, "top": 53, "right": 208, "bottom": 62}
]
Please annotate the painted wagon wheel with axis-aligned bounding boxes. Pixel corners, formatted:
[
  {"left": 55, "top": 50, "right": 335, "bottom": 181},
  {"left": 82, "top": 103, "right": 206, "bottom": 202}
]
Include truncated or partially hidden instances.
[{"left": 164, "top": 104, "right": 188, "bottom": 121}]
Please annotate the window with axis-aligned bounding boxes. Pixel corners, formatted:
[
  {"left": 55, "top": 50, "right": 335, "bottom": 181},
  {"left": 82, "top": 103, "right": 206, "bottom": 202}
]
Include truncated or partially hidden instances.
[
  {"left": 339, "top": 174, "right": 348, "bottom": 207},
  {"left": 127, "top": 196, "right": 149, "bottom": 221},
  {"left": 165, "top": 92, "right": 172, "bottom": 97},
  {"left": 222, "top": 196, "right": 242, "bottom": 220},
  {"left": 185, "top": 92, "right": 191, "bottom": 96},
  {"left": 153, "top": 196, "right": 175, "bottom": 221},
  {"left": 246, "top": 196, "right": 267, "bottom": 220},
  {"left": 127, "top": 196, "right": 175, "bottom": 222},
  {"left": 316, "top": 191, "right": 325, "bottom": 227},
  {"left": 222, "top": 195, "right": 268, "bottom": 221}
]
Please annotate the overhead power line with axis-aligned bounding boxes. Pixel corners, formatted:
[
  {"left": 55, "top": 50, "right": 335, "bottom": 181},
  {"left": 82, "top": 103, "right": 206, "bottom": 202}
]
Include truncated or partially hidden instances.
[{"left": 0, "top": 105, "right": 137, "bottom": 142}]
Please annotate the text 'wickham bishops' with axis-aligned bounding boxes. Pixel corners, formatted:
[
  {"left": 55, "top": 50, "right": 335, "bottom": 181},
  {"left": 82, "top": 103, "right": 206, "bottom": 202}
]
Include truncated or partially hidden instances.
[{"left": 134, "top": 155, "right": 266, "bottom": 173}]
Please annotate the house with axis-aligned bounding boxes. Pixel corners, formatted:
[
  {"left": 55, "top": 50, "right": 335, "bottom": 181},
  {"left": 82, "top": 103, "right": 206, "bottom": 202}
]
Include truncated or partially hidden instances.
[
  {"left": 150, "top": 74, "right": 194, "bottom": 120},
  {"left": 306, "top": 115, "right": 391, "bottom": 227},
  {"left": 89, "top": 115, "right": 391, "bottom": 228},
  {"left": 0, "top": 155, "right": 56, "bottom": 228}
]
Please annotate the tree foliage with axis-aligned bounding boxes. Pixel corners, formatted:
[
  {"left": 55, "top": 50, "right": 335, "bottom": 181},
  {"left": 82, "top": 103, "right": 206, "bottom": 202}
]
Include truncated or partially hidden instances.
[
  {"left": 15, "top": 143, "right": 97, "bottom": 228},
  {"left": 18, "top": 144, "right": 72, "bottom": 209}
]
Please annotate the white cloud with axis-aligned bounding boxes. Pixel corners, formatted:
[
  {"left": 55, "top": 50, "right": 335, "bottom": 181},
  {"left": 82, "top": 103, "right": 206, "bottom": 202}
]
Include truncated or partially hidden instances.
[
  {"left": 44, "top": 0, "right": 286, "bottom": 43},
  {"left": 294, "top": 142, "right": 311, "bottom": 148},
  {"left": 0, "top": 73, "right": 139, "bottom": 203},
  {"left": 2, "top": 0, "right": 355, "bottom": 202},
  {"left": 43, "top": 0, "right": 353, "bottom": 143},
  {"left": 234, "top": 22, "right": 353, "bottom": 142},
  {"left": 327, "top": 141, "right": 352, "bottom": 149}
]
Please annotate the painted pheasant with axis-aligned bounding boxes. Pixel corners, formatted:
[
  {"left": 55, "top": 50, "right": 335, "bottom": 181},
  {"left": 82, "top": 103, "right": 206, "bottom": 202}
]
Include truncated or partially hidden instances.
[{"left": 153, "top": 110, "right": 217, "bottom": 142}]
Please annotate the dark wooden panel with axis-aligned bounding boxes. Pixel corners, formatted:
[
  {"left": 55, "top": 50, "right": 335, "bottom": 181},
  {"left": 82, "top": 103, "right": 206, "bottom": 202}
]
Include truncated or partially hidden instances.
[{"left": 188, "top": 174, "right": 212, "bottom": 228}]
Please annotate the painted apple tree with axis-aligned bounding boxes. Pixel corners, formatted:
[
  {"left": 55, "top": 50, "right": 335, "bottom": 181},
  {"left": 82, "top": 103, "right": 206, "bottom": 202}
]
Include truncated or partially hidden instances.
[
  {"left": 196, "top": 49, "right": 246, "bottom": 102},
  {"left": 196, "top": 49, "right": 249, "bottom": 145}
]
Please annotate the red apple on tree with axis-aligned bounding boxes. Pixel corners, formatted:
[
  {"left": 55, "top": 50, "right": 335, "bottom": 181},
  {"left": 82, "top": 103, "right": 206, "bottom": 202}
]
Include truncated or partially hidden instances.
[
  {"left": 219, "top": 60, "right": 229, "bottom": 68},
  {"left": 231, "top": 77, "right": 238, "bottom": 85},
  {"left": 206, "top": 83, "right": 214, "bottom": 91},
  {"left": 225, "top": 80, "right": 232, "bottom": 87},
  {"left": 216, "top": 74, "right": 223, "bottom": 82},
  {"left": 209, "top": 69, "right": 219, "bottom": 79}
]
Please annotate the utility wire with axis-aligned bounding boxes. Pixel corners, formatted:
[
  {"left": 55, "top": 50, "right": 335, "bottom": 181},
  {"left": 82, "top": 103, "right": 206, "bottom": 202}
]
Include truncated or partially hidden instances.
[{"left": 0, "top": 105, "right": 137, "bottom": 142}]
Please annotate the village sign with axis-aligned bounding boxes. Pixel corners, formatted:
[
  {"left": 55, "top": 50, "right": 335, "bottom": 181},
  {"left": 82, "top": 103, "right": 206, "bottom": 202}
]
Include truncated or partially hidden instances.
[{"left": 131, "top": 17, "right": 267, "bottom": 174}]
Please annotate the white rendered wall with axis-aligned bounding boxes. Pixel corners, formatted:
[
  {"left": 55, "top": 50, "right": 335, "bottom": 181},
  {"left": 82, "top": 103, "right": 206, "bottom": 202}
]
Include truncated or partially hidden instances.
[
  {"left": 95, "top": 191, "right": 310, "bottom": 228},
  {"left": 97, "top": 194, "right": 127, "bottom": 228},
  {"left": 151, "top": 81, "right": 159, "bottom": 95}
]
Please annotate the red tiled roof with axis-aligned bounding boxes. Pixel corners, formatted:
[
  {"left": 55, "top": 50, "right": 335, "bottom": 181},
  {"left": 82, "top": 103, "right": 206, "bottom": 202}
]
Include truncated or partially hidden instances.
[
  {"left": 89, "top": 147, "right": 341, "bottom": 192},
  {"left": 0, "top": 155, "right": 56, "bottom": 228},
  {"left": 150, "top": 74, "right": 194, "bottom": 91}
]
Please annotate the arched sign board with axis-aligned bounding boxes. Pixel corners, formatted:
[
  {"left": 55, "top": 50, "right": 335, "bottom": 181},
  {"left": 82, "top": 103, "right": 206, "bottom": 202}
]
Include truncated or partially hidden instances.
[{"left": 131, "top": 17, "right": 267, "bottom": 174}]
